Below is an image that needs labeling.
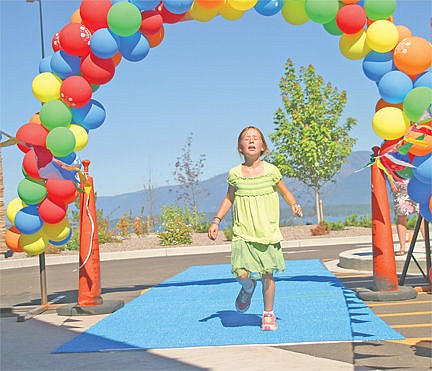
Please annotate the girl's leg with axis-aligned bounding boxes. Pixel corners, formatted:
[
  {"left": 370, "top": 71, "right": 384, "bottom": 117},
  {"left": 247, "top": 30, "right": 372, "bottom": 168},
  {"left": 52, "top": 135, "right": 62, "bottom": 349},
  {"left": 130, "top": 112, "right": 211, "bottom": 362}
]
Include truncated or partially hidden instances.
[
  {"left": 237, "top": 269, "right": 254, "bottom": 291},
  {"left": 262, "top": 273, "right": 275, "bottom": 312},
  {"left": 396, "top": 215, "right": 407, "bottom": 254},
  {"left": 235, "top": 269, "right": 256, "bottom": 313}
]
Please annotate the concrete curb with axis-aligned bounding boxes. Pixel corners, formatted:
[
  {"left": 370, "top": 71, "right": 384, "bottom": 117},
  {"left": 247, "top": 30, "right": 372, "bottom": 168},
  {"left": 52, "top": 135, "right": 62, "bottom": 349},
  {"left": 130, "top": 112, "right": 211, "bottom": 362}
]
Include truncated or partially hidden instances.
[{"left": 0, "top": 234, "right": 377, "bottom": 270}]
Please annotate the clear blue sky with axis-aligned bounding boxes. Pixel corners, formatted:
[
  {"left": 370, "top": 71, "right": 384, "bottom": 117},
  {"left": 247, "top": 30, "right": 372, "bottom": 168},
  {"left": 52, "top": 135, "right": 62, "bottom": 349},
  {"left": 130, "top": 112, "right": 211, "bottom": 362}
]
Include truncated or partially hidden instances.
[{"left": 1, "top": 0, "right": 430, "bottom": 205}]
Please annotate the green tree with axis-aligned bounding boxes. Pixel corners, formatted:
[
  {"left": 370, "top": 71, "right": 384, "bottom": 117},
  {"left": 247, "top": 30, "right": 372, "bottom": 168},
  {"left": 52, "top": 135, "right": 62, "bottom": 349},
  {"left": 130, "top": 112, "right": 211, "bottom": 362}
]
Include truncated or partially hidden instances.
[{"left": 269, "top": 59, "right": 357, "bottom": 223}]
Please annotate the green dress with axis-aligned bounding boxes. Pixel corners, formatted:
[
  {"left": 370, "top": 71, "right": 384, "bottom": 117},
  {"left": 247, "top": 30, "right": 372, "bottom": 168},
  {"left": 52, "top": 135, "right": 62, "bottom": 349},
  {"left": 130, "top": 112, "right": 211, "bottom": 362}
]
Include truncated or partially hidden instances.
[{"left": 227, "top": 161, "right": 286, "bottom": 279}]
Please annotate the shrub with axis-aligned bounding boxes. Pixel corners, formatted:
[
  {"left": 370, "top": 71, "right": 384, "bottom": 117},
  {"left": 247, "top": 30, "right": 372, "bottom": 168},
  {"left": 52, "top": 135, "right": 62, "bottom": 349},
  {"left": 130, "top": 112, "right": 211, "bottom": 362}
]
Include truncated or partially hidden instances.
[
  {"left": 157, "top": 205, "right": 193, "bottom": 246},
  {"left": 323, "top": 220, "right": 345, "bottom": 231},
  {"left": 310, "top": 221, "right": 330, "bottom": 236},
  {"left": 223, "top": 225, "right": 233, "bottom": 241}
]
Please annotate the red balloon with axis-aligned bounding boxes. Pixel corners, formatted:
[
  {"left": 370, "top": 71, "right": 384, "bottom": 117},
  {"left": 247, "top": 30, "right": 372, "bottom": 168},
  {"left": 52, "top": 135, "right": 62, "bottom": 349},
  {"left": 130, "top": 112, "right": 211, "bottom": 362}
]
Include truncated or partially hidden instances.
[
  {"left": 46, "top": 179, "right": 78, "bottom": 205},
  {"left": 157, "top": 4, "right": 186, "bottom": 24},
  {"left": 80, "top": 0, "right": 112, "bottom": 32},
  {"left": 80, "top": 53, "right": 115, "bottom": 85},
  {"left": 59, "top": 23, "right": 92, "bottom": 57},
  {"left": 52, "top": 32, "right": 62, "bottom": 52},
  {"left": 16, "top": 123, "right": 49, "bottom": 153},
  {"left": 38, "top": 197, "right": 67, "bottom": 224},
  {"left": 140, "top": 10, "right": 163, "bottom": 35},
  {"left": 336, "top": 4, "right": 366, "bottom": 34},
  {"left": 22, "top": 148, "right": 53, "bottom": 180},
  {"left": 60, "top": 76, "right": 93, "bottom": 108}
]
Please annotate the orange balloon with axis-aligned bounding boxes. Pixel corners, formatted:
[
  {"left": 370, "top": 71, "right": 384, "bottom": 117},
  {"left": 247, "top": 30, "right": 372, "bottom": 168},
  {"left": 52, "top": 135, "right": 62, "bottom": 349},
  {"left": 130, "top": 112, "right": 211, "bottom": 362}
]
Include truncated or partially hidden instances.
[
  {"left": 395, "top": 25, "right": 412, "bottom": 43},
  {"left": 341, "top": 0, "right": 359, "bottom": 3},
  {"left": 375, "top": 98, "right": 403, "bottom": 112},
  {"left": 196, "top": 0, "right": 224, "bottom": 8},
  {"left": 29, "top": 113, "right": 41, "bottom": 125},
  {"left": 5, "top": 226, "right": 23, "bottom": 253},
  {"left": 112, "top": 52, "right": 122, "bottom": 67},
  {"left": 429, "top": 196, "right": 432, "bottom": 213},
  {"left": 394, "top": 36, "right": 432, "bottom": 76},
  {"left": 70, "top": 8, "right": 82, "bottom": 23},
  {"left": 145, "top": 26, "right": 165, "bottom": 48},
  {"left": 406, "top": 125, "right": 432, "bottom": 156}
]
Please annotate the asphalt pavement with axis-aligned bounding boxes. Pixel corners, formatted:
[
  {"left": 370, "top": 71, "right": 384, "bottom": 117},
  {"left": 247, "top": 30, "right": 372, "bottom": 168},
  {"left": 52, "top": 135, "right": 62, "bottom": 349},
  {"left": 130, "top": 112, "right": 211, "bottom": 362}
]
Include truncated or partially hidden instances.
[{"left": 1, "top": 235, "right": 431, "bottom": 370}]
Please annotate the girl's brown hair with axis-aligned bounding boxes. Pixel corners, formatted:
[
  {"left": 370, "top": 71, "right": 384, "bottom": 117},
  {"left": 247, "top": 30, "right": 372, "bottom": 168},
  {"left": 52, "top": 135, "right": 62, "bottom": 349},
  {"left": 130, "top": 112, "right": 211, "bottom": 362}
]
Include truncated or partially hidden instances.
[{"left": 237, "top": 126, "right": 269, "bottom": 155}]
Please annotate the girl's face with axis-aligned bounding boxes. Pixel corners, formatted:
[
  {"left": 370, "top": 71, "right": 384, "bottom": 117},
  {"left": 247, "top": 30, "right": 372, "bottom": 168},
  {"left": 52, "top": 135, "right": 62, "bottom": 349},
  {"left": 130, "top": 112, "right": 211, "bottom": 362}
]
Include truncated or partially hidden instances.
[{"left": 238, "top": 128, "right": 265, "bottom": 157}]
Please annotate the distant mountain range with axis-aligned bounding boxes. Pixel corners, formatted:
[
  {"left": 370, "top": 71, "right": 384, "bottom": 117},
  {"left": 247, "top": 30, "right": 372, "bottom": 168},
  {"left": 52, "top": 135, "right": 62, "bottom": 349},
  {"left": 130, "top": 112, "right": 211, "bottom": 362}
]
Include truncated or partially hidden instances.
[{"left": 96, "top": 151, "right": 374, "bottom": 223}]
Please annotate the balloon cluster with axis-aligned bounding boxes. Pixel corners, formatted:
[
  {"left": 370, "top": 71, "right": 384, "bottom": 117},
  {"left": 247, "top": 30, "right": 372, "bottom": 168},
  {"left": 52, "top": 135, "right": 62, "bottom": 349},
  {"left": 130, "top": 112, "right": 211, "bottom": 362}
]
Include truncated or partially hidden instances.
[{"left": 6, "top": 0, "right": 432, "bottom": 256}]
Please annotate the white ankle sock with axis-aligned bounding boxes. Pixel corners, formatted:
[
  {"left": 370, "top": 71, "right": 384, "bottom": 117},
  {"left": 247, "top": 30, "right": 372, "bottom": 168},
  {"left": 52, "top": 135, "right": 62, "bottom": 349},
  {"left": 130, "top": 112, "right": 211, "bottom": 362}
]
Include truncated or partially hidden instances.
[{"left": 263, "top": 310, "right": 274, "bottom": 316}]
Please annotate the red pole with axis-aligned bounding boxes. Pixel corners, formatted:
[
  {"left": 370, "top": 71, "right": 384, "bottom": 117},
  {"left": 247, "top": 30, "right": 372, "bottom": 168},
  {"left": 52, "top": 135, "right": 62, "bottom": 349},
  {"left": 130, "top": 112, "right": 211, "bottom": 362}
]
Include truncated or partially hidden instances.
[
  {"left": 78, "top": 160, "right": 103, "bottom": 306},
  {"left": 371, "top": 147, "right": 398, "bottom": 291}
]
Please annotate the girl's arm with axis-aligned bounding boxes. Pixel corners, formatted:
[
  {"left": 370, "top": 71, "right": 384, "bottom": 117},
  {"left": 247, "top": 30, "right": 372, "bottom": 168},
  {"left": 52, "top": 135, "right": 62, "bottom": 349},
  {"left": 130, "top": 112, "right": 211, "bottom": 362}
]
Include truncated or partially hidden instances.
[
  {"left": 277, "top": 179, "right": 303, "bottom": 217},
  {"left": 208, "top": 185, "right": 235, "bottom": 240}
]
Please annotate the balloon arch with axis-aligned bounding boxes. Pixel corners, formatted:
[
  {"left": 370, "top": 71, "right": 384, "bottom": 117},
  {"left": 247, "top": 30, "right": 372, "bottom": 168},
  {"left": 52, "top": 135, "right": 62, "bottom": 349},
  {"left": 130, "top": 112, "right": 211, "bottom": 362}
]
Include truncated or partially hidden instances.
[{"left": 4, "top": 0, "right": 432, "bottom": 256}]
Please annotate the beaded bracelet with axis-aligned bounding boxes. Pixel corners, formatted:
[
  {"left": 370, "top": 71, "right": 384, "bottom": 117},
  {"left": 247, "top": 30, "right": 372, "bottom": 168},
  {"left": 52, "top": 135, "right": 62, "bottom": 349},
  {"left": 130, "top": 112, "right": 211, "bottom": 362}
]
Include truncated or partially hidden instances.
[
  {"left": 211, "top": 221, "right": 220, "bottom": 226},
  {"left": 214, "top": 216, "right": 222, "bottom": 222}
]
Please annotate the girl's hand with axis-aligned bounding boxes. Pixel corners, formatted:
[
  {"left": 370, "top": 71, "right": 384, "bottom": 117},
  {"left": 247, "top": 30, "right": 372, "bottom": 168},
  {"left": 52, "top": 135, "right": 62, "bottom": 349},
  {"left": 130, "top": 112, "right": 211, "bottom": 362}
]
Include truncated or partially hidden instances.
[
  {"left": 208, "top": 223, "right": 219, "bottom": 240},
  {"left": 292, "top": 203, "right": 303, "bottom": 217},
  {"left": 391, "top": 184, "right": 399, "bottom": 193}
]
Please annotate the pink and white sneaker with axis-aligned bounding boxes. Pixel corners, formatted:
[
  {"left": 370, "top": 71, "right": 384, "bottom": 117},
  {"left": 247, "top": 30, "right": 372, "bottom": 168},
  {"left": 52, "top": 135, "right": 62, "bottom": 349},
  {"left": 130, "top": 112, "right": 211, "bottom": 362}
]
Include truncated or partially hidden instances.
[{"left": 261, "top": 312, "right": 278, "bottom": 331}]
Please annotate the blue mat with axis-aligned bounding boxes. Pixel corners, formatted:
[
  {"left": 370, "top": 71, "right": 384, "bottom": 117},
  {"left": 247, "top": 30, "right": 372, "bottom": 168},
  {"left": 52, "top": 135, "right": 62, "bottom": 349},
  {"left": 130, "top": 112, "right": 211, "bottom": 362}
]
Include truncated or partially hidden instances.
[{"left": 53, "top": 260, "right": 403, "bottom": 353}]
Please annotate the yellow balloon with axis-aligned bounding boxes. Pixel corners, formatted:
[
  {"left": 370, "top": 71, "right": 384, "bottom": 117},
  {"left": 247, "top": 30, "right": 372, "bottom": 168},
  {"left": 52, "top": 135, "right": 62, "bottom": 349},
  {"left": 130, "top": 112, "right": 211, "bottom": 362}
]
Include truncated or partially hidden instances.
[
  {"left": 339, "top": 30, "right": 371, "bottom": 60},
  {"left": 69, "top": 124, "right": 89, "bottom": 151},
  {"left": 219, "top": 0, "right": 244, "bottom": 20},
  {"left": 366, "top": 20, "right": 399, "bottom": 53},
  {"left": 372, "top": 107, "right": 410, "bottom": 140},
  {"left": 20, "top": 231, "right": 48, "bottom": 256},
  {"left": 227, "top": 0, "right": 257, "bottom": 11},
  {"left": 282, "top": 0, "right": 309, "bottom": 25},
  {"left": 6, "top": 198, "right": 27, "bottom": 224},
  {"left": 189, "top": 1, "right": 219, "bottom": 22},
  {"left": 32, "top": 72, "right": 62, "bottom": 103},
  {"left": 43, "top": 218, "right": 71, "bottom": 242}
]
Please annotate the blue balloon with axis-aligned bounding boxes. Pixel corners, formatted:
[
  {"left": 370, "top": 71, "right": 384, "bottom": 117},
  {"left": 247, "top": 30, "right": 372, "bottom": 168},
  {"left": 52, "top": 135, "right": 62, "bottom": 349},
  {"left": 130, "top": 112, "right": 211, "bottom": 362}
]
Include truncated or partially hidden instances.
[
  {"left": 419, "top": 201, "right": 432, "bottom": 222},
  {"left": 362, "top": 51, "right": 394, "bottom": 82},
  {"left": 90, "top": 28, "right": 120, "bottom": 59},
  {"left": 50, "top": 50, "right": 81, "bottom": 80},
  {"left": 14, "top": 205, "right": 43, "bottom": 235},
  {"left": 118, "top": 32, "right": 150, "bottom": 62},
  {"left": 55, "top": 152, "right": 77, "bottom": 165},
  {"left": 49, "top": 228, "right": 72, "bottom": 246},
  {"left": 412, "top": 153, "right": 432, "bottom": 184},
  {"left": 71, "top": 99, "right": 106, "bottom": 131},
  {"left": 414, "top": 71, "right": 432, "bottom": 89},
  {"left": 407, "top": 176, "right": 430, "bottom": 204},
  {"left": 39, "top": 56, "right": 52, "bottom": 73},
  {"left": 130, "top": 0, "right": 160, "bottom": 11},
  {"left": 254, "top": 0, "right": 283, "bottom": 16},
  {"left": 378, "top": 70, "right": 413, "bottom": 104},
  {"left": 162, "top": 0, "right": 193, "bottom": 14}
]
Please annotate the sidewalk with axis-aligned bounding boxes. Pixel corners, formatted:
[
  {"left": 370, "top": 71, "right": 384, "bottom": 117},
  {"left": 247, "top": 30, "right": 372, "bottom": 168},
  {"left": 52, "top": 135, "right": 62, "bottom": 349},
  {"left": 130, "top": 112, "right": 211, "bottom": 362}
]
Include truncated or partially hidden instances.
[{"left": 1, "top": 234, "right": 375, "bottom": 270}]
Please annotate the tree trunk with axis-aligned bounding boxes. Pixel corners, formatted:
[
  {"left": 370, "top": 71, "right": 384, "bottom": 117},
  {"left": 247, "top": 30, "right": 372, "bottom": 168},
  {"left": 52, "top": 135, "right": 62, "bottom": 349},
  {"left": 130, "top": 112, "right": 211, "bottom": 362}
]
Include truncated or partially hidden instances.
[
  {"left": 314, "top": 186, "right": 322, "bottom": 224},
  {"left": 0, "top": 148, "right": 6, "bottom": 251}
]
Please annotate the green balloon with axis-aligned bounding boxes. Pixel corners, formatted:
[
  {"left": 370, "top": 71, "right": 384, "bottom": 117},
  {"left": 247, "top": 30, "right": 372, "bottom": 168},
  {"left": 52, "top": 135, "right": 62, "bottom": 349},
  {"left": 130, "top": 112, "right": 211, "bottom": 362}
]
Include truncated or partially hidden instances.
[
  {"left": 323, "top": 18, "right": 343, "bottom": 36},
  {"left": 403, "top": 87, "right": 432, "bottom": 122},
  {"left": 396, "top": 167, "right": 414, "bottom": 180},
  {"left": 40, "top": 100, "right": 72, "bottom": 130},
  {"left": 364, "top": 0, "right": 396, "bottom": 20},
  {"left": 107, "top": 2, "right": 142, "bottom": 37},
  {"left": 305, "top": 0, "right": 339, "bottom": 24},
  {"left": 46, "top": 127, "right": 76, "bottom": 158},
  {"left": 17, "top": 178, "right": 47, "bottom": 205}
]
